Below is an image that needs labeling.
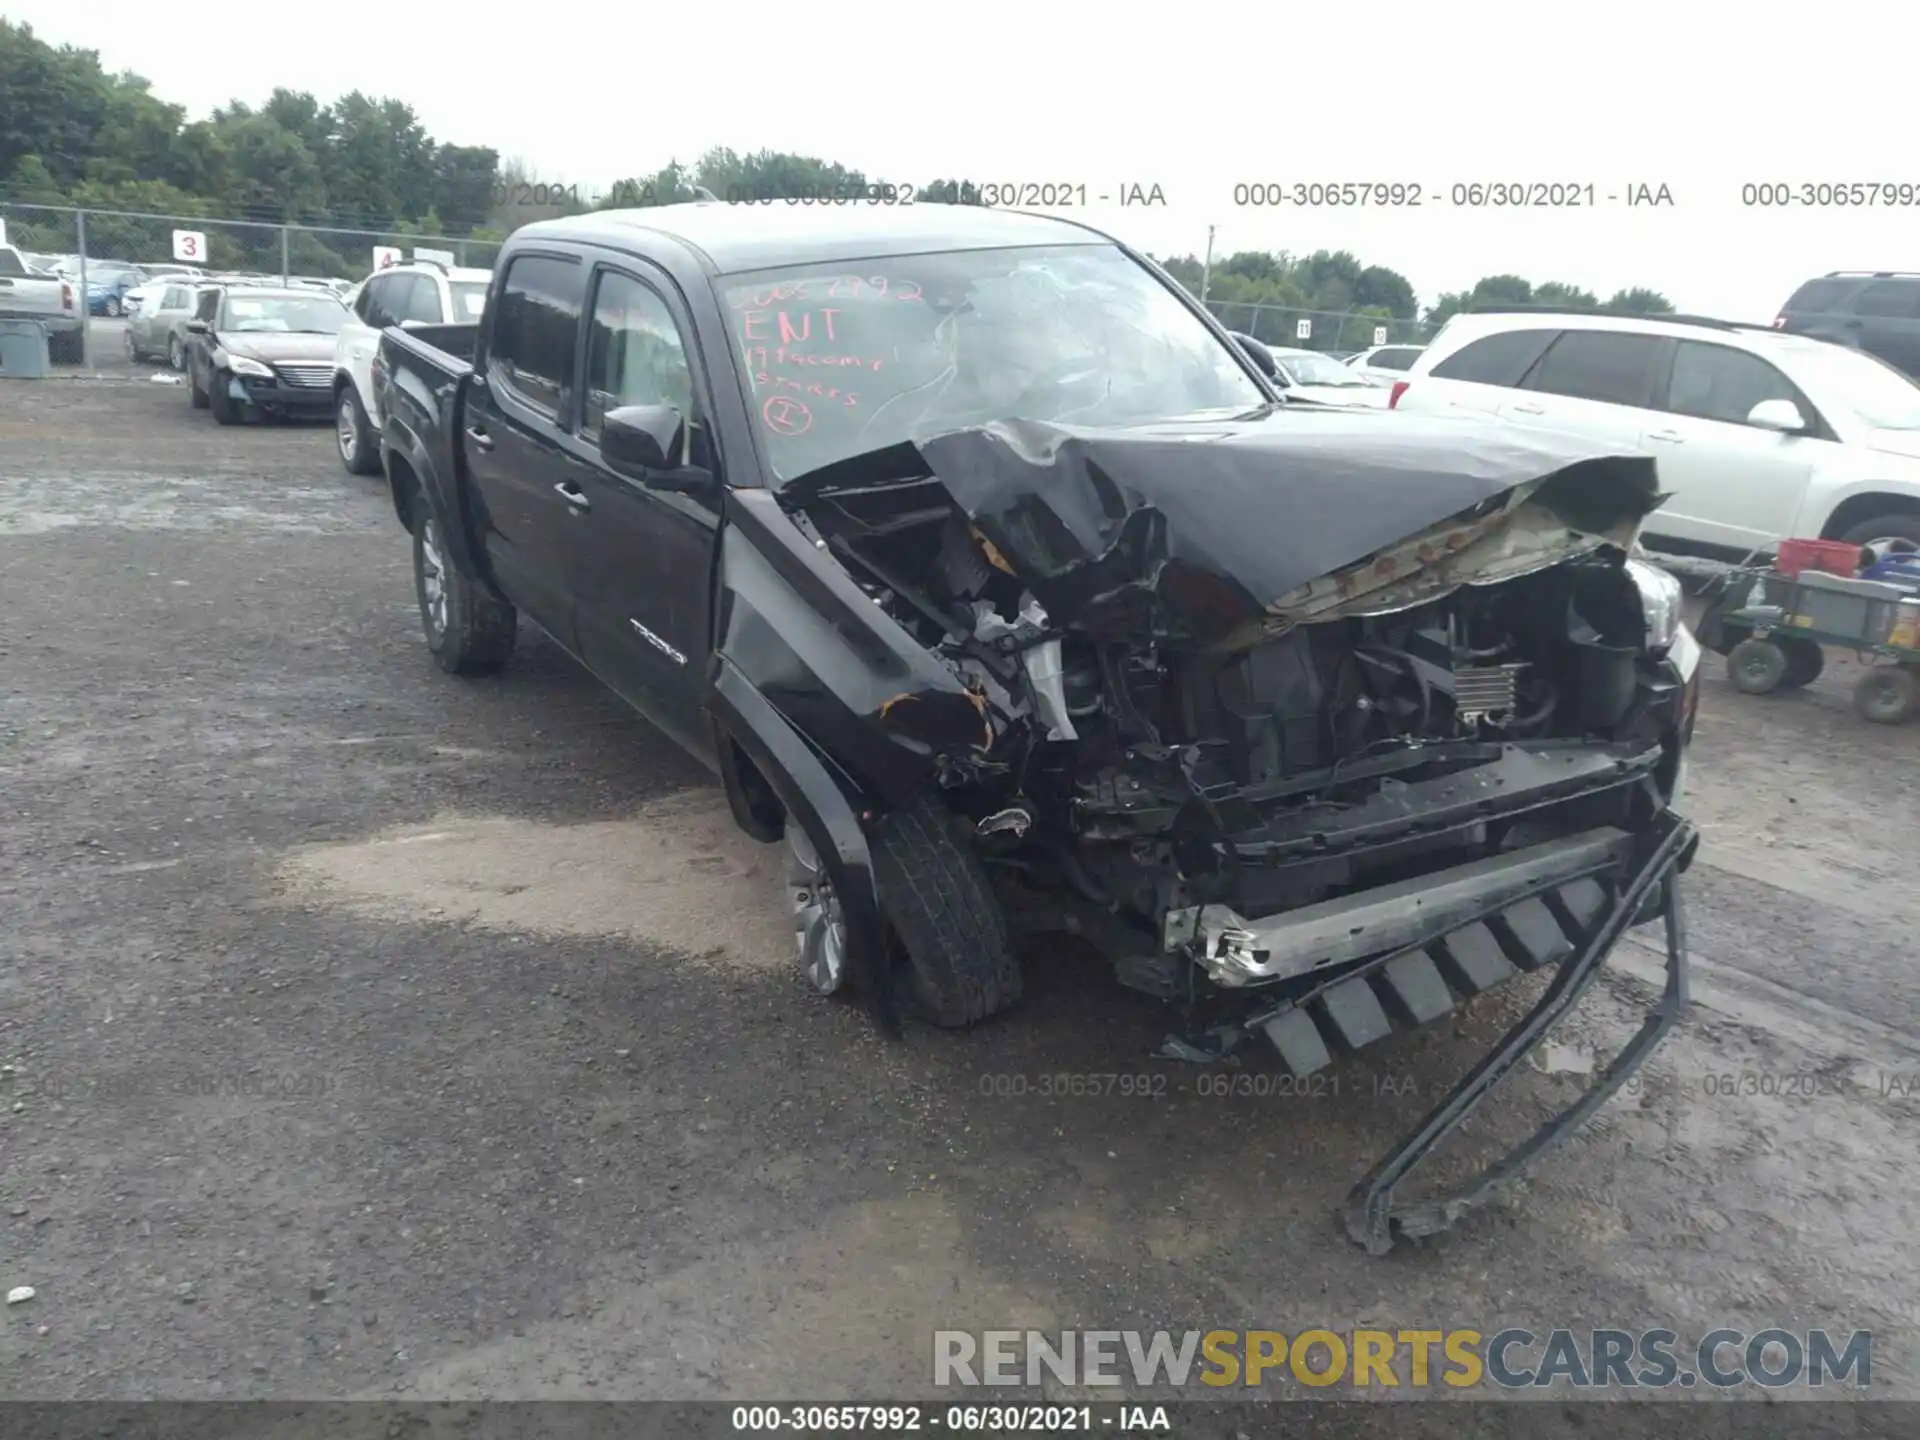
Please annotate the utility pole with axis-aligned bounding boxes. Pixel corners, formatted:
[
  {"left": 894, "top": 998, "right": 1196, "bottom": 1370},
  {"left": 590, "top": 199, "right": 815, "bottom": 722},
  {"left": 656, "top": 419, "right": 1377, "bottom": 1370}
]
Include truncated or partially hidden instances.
[{"left": 1199, "top": 224, "right": 1216, "bottom": 304}]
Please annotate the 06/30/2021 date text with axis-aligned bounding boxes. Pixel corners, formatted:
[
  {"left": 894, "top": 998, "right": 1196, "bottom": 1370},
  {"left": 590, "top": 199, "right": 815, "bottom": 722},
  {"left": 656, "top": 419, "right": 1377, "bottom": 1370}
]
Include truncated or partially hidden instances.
[
  {"left": 1230, "top": 181, "right": 1675, "bottom": 208},
  {"left": 723, "top": 181, "right": 1168, "bottom": 207}
]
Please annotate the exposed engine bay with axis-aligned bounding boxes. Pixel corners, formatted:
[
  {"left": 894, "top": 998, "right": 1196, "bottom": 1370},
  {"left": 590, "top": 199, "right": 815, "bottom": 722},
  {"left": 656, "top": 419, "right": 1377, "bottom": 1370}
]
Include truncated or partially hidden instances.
[
  {"left": 766, "top": 416, "right": 1700, "bottom": 1253},
  {"left": 790, "top": 419, "right": 1690, "bottom": 1014}
]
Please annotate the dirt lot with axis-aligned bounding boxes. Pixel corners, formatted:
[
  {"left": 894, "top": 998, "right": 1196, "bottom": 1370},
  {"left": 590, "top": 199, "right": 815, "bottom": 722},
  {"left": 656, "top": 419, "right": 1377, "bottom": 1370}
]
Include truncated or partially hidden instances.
[{"left": 3, "top": 377, "right": 1919, "bottom": 1412}]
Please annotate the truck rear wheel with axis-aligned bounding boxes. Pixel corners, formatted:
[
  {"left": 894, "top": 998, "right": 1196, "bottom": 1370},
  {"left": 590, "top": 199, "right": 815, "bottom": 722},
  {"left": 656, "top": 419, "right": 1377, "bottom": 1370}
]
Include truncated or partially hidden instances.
[
  {"left": 413, "top": 507, "right": 517, "bottom": 676},
  {"left": 871, "top": 797, "right": 1022, "bottom": 1028}
]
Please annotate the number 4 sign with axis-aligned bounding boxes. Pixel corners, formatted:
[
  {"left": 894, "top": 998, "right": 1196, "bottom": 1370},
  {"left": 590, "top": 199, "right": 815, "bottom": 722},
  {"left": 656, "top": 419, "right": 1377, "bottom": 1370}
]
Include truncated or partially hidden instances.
[
  {"left": 172, "top": 229, "right": 206, "bottom": 262},
  {"left": 372, "top": 246, "right": 403, "bottom": 270}
]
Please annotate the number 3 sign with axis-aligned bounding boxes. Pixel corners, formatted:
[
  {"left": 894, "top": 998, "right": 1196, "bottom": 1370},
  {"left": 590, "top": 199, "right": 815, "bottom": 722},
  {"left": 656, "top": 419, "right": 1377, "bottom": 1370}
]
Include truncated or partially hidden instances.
[{"left": 172, "top": 229, "right": 206, "bottom": 262}]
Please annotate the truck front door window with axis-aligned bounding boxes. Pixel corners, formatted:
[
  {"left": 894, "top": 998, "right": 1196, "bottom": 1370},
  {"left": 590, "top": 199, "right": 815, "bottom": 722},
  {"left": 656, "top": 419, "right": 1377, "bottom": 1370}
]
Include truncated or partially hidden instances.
[
  {"left": 490, "top": 255, "right": 581, "bottom": 417},
  {"left": 582, "top": 271, "right": 694, "bottom": 446}
]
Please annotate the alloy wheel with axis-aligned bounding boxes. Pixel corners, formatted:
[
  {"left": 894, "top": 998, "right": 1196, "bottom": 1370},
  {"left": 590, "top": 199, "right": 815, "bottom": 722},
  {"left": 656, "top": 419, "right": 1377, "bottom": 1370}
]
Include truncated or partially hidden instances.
[
  {"left": 787, "top": 824, "right": 848, "bottom": 994},
  {"left": 418, "top": 519, "right": 449, "bottom": 636}
]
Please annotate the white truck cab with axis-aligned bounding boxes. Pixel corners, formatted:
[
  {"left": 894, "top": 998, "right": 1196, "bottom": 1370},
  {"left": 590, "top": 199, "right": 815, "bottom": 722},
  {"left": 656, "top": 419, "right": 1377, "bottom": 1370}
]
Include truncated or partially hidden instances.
[{"left": 332, "top": 259, "right": 491, "bottom": 474}]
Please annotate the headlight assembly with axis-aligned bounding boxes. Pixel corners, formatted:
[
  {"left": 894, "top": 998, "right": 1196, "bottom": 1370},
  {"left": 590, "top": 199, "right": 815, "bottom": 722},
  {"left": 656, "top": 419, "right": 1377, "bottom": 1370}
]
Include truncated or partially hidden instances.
[
  {"left": 1626, "top": 558, "right": 1683, "bottom": 654},
  {"left": 225, "top": 355, "right": 274, "bottom": 378}
]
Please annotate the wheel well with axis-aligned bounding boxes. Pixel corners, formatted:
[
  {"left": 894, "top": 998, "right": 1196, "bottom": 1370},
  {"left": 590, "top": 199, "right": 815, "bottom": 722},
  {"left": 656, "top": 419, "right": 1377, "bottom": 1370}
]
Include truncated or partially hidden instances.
[
  {"left": 1820, "top": 492, "right": 1920, "bottom": 539},
  {"left": 716, "top": 729, "right": 786, "bottom": 843},
  {"left": 386, "top": 451, "right": 423, "bottom": 534},
  {"left": 332, "top": 371, "right": 353, "bottom": 399}
]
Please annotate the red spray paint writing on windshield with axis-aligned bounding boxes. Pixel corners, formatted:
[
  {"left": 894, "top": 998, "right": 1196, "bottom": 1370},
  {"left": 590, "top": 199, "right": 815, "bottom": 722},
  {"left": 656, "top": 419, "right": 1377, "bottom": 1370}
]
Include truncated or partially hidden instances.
[
  {"left": 755, "top": 372, "right": 859, "bottom": 408},
  {"left": 728, "top": 277, "right": 924, "bottom": 309},
  {"left": 740, "top": 308, "right": 840, "bottom": 345},
  {"left": 742, "top": 346, "right": 884, "bottom": 373}
]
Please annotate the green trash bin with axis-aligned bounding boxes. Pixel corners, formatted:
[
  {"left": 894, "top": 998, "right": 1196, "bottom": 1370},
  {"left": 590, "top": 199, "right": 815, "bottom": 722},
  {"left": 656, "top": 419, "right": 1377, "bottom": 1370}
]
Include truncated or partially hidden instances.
[{"left": 0, "top": 318, "right": 51, "bottom": 378}]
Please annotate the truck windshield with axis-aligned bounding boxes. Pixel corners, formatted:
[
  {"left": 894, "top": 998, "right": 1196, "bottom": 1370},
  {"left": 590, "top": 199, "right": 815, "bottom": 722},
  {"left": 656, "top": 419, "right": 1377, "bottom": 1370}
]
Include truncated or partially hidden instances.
[
  {"left": 717, "top": 243, "right": 1268, "bottom": 482},
  {"left": 220, "top": 295, "right": 347, "bottom": 334}
]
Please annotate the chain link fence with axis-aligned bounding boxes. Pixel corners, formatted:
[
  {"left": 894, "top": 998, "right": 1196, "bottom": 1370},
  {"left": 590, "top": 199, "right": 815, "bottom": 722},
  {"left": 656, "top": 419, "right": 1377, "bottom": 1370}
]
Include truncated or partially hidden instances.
[
  {"left": 1, "top": 201, "right": 504, "bottom": 281},
  {"left": 1201, "top": 299, "right": 1437, "bottom": 353},
  {"left": 2, "top": 200, "right": 507, "bottom": 367}
]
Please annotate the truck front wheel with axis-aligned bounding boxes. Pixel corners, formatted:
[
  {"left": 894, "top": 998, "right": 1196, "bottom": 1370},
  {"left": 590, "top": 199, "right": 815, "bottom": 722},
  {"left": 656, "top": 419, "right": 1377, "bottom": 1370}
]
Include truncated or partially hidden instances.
[
  {"left": 870, "top": 797, "right": 1023, "bottom": 1028},
  {"left": 413, "top": 508, "right": 517, "bottom": 676}
]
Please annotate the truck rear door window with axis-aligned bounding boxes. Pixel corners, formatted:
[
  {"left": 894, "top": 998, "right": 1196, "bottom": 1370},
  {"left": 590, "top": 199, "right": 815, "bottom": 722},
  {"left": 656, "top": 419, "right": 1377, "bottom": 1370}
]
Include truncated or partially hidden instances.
[{"left": 490, "top": 255, "right": 582, "bottom": 417}]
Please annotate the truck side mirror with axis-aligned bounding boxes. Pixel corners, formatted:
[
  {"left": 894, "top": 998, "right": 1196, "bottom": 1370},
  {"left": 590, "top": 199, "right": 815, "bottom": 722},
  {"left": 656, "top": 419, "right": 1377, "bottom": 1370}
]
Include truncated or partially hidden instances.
[{"left": 602, "top": 404, "right": 686, "bottom": 480}]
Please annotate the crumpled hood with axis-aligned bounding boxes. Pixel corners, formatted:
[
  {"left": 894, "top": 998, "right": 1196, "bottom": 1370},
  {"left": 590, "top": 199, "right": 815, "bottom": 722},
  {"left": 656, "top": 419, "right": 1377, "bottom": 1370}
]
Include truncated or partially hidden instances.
[
  {"left": 897, "top": 411, "right": 1666, "bottom": 647},
  {"left": 217, "top": 331, "right": 337, "bottom": 364}
]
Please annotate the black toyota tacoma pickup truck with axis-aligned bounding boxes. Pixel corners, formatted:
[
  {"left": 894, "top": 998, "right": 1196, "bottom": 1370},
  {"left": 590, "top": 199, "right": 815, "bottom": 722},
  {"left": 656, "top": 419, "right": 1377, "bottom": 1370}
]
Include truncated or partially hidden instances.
[{"left": 375, "top": 203, "right": 1702, "bottom": 1252}]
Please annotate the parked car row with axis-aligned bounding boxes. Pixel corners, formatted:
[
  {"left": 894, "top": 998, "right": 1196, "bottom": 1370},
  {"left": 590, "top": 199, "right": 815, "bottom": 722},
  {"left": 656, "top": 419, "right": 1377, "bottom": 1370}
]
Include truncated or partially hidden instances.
[{"left": 153, "top": 257, "right": 490, "bottom": 434}]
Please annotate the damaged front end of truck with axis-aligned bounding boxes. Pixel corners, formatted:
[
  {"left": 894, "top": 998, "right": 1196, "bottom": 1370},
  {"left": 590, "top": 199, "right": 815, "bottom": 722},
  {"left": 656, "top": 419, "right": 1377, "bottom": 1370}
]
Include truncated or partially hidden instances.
[{"left": 717, "top": 410, "right": 1701, "bottom": 1253}]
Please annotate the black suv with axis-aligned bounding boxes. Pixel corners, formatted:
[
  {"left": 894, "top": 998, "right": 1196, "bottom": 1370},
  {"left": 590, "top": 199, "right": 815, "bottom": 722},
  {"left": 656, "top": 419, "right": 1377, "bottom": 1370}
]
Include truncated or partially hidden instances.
[{"left": 1775, "top": 271, "right": 1920, "bottom": 379}]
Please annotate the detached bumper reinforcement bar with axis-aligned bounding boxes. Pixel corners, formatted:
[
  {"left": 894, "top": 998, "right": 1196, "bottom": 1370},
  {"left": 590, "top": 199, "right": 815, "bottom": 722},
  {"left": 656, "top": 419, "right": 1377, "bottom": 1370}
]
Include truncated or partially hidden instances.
[{"left": 1343, "top": 809, "right": 1696, "bottom": 1255}]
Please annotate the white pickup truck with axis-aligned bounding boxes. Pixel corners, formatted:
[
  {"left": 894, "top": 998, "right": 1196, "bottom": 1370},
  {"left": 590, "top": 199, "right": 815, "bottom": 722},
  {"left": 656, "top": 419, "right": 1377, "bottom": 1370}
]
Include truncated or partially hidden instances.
[{"left": 0, "top": 244, "right": 83, "bottom": 362}]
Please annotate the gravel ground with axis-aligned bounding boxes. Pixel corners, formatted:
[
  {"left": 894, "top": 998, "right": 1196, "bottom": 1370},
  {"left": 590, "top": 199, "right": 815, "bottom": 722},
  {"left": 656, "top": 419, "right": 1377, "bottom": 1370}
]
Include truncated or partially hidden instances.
[{"left": 2, "top": 377, "right": 1919, "bottom": 1412}]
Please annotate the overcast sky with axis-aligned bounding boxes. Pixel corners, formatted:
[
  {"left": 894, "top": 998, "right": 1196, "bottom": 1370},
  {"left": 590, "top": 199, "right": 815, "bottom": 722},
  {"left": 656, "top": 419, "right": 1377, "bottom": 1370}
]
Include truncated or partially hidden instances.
[{"left": 9, "top": 0, "right": 1908, "bottom": 317}]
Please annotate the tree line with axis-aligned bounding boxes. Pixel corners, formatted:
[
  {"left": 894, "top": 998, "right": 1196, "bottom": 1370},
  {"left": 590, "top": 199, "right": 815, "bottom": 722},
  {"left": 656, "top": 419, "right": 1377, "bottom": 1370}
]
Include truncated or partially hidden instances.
[{"left": 0, "top": 19, "right": 1677, "bottom": 330}]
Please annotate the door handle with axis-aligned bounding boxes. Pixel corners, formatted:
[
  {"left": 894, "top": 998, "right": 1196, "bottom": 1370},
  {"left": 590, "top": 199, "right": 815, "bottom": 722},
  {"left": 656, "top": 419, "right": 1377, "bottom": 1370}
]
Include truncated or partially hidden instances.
[
  {"left": 1509, "top": 402, "right": 1545, "bottom": 415},
  {"left": 1646, "top": 429, "right": 1686, "bottom": 443},
  {"left": 465, "top": 426, "right": 494, "bottom": 452},
  {"left": 554, "top": 481, "right": 591, "bottom": 510}
]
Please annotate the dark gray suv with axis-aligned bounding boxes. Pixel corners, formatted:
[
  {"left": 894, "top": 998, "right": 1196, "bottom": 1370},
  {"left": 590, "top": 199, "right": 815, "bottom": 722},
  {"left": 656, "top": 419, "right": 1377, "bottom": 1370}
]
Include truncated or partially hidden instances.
[{"left": 1775, "top": 271, "right": 1920, "bottom": 380}]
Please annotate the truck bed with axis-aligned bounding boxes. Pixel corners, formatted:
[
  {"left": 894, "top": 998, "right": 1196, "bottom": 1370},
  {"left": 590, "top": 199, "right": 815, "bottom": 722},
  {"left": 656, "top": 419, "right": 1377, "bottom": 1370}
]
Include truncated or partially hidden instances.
[
  {"left": 391, "top": 321, "right": 480, "bottom": 366},
  {"left": 0, "top": 246, "right": 77, "bottom": 325}
]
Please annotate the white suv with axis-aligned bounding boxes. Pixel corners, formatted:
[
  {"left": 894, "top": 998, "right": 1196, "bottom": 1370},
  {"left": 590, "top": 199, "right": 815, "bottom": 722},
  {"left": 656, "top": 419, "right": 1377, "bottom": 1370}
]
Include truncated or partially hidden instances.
[
  {"left": 332, "top": 260, "right": 491, "bottom": 474},
  {"left": 1389, "top": 310, "right": 1920, "bottom": 554}
]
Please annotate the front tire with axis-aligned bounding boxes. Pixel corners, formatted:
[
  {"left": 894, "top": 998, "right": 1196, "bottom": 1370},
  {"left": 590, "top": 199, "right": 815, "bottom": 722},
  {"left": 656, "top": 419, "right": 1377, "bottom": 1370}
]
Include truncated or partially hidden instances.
[
  {"left": 167, "top": 335, "right": 184, "bottom": 371},
  {"left": 209, "top": 371, "right": 241, "bottom": 426},
  {"left": 104, "top": 296, "right": 122, "bottom": 318},
  {"left": 335, "top": 387, "right": 380, "bottom": 475},
  {"left": 871, "top": 797, "right": 1022, "bottom": 1028},
  {"left": 413, "top": 507, "right": 516, "bottom": 676}
]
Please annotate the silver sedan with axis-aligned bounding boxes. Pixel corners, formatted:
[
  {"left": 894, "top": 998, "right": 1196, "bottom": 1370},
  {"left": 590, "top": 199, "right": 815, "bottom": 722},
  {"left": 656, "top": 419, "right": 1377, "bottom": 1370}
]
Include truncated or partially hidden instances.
[{"left": 125, "top": 281, "right": 207, "bottom": 368}]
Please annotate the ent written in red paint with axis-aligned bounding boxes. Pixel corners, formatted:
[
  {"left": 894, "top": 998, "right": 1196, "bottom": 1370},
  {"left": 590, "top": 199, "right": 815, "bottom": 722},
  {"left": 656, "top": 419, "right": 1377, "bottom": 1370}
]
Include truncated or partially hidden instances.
[{"left": 740, "top": 309, "right": 840, "bottom": 345}]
